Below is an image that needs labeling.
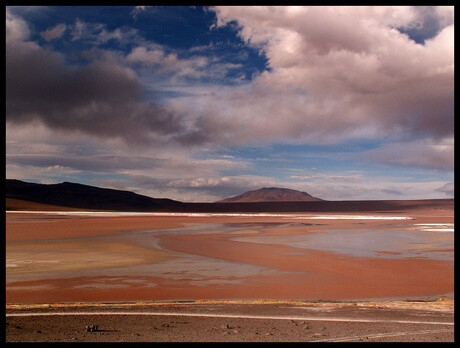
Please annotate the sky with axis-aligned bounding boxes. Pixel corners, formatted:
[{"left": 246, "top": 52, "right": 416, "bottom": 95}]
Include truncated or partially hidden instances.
[{"left": 5, "top": 6, "right": 454, "bottom": 202}]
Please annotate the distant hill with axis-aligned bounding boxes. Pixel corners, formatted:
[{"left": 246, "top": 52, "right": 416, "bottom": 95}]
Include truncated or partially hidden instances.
[
  {"left": 5, "top": 179, "right": 184, "bottom": 212},
  {"left": 217, "top": 187, "right": 323, "bottom": 203}
]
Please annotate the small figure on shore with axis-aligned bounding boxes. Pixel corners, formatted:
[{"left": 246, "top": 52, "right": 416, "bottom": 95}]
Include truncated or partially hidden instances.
[{"left": 86, "top": 324, "right": 98, "bottom": 332}]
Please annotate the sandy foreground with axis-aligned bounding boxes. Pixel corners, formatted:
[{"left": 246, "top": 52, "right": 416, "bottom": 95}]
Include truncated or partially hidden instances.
[
  {"left": 5, "top": 205, "right": 454, "bottom": 341},
  {"left": 5, "top": 300, "right": 454, "bottom": 342}
]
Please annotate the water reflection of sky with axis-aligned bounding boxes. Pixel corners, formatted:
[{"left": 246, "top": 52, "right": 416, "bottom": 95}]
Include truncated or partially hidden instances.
[
  {"left": 232, "top": 224, "right": 454, "bottom": 261},
  {"left": 129, "top": 222, "right": 454, "bottom": 261},
  {"left": 107, "top": 221, "right": 455, "bottom": 262},
  {"left": 127, "top": 223, "right": 227, "bottom": 236},
  {"left": 6, "top": 220, "right": 454, "bottom": 295}
]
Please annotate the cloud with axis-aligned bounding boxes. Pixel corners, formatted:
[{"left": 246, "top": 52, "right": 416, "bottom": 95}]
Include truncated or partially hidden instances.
[
  {"left": 40, "top": 23, "right": 66, "bottom": 41},
  {"left": 6, "top": 7, "right": 30, "bottom": 43},
  {"left": 5, "top": 6, "right": 455, "bottom": 199},
  {"left": 128, "top": 174, "right": 279, "bottom": 202},
  {"left": 5, "top": 11, "right": 250, "bottom": 147},
  {"left": 5, "top": 119, "right": 252, "bottom": 201},
  {"left": 177, "top": 6, "right": 454, "bottom": 148},
  {"left": 131, "top": 6, "right": 149, "bottom": 20},
  {"left": 297, "top": 180, "right": 451, "bottom": 201},
  {"left": 380, "top": 189, "right": 403, "bottom": 196},
  {"left": 125, "top": 43, "right": 246, "bottom": 84},
  {"left": 6, "top": 153, "right": 166, "bottom": 173},
  {"left": 9, "top": 6, "right": 453, "bottom": 153},
  {"left": 398, "top": 6, "right": 454, "bottom": 43},
  {"left": 435, "top": 183, "right": 454, "bottom": 196},
  {"left": 69, "top": 19, "right": 139, "bottom": 44},
  {"left": 5, "top": 9, "right": 189, "bottom": 146},
  {"left": 6, "top": 118, "right": 451, "bottom": 202},
  {"left": 6, "top": 127, "right": 247, "bottom": 181},
  {"left": 126, "top": 44, "right": 209, "bottom": 79},
  {"left": 289, "top": 173, "right": 363, "bottom": 183},
  {"left": 359, "top": 138, "right": 454, "bottom": 171}
]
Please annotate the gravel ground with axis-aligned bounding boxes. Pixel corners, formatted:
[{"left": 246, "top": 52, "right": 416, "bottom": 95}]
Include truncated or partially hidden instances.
[{"left": 5, "top": 300, "right": 454, "bottom": 342}]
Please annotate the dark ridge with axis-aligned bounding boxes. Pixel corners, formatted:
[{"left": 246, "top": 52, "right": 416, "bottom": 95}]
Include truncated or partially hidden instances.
[{"left": 5, "top": 179, "right": 184, "bottom": 212}]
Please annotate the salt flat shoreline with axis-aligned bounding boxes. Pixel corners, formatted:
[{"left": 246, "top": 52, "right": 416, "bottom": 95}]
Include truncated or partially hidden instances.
[
  {"left": 6, "top": 297, "right": 455, "bottom": 311},
  {"left": 6, "top": 209, "right": 416, "bottom": 219}
]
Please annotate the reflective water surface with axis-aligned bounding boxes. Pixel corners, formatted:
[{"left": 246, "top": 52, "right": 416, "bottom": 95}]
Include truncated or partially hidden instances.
[{"left": 5, "top": 212, "right": 454, "bottom": 302}]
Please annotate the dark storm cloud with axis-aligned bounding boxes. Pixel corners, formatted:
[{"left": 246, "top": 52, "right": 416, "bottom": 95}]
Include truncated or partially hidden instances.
[{"left": 5, "top": 34, "right": 186, "bottom": 145}]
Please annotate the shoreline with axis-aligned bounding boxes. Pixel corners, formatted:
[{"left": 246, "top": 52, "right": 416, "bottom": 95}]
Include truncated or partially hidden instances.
[{"left": 6, "top": 297, "right": 455, "bottom": 311}]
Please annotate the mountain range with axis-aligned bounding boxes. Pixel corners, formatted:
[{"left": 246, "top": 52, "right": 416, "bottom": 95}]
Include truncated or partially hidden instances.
[{"left": 5, "top": 179, "right": 453, "bottom": 213}]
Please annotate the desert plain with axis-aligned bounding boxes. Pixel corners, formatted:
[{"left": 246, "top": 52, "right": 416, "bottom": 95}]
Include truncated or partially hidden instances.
[{"left": 5, "top": 199, "right": 454, "bottom": 342}]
